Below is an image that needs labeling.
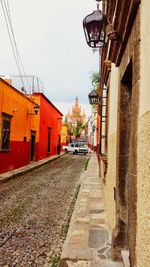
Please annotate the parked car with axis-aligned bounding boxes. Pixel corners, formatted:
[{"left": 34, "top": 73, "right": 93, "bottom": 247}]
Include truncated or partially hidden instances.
[{"left": 62, "top": 143, "right": 88, "bottom": 155}]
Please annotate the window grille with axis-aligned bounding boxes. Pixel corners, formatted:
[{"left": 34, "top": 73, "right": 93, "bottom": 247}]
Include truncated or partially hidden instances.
[
  {"left": 1, "top": 113, "right": 11, "bottom": 151},
  {"left": 100, "top": 86, "right": 108, "bottom": 156}
]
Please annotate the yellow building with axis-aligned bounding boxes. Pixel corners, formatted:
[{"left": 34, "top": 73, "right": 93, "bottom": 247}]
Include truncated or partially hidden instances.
[{"left": 60, "top": 123, "right": 68, "bottom": 145}]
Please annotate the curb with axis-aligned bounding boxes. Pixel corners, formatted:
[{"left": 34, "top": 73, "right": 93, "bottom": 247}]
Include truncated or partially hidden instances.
[
  {"left": 59, "top": 154, "right": 123, "bottom": 267},
  {"left": 0, "top": 153, "right": 65, "bottom": 184}
]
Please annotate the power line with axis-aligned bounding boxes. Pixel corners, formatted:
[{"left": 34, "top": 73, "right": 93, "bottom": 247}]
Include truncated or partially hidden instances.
[
  {"left": 4, "top": 0, "right": 30, "bottom": 87},
  {"left": 0, "top": 0, "right": 29, "bottom": 89},
  {"left": 0, "top": 0, "right": 25, "bottom": 87}
]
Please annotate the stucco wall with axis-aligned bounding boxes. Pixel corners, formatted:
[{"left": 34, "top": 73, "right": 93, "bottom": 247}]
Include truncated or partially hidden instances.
[
  {"left": 102, "top": 1, "right": 150, "bottom": 265},
  {"left": 139, "top": 0, "right": 150, "bottom": 116},
  {"left": 0, "top": 80, "right": 39, "bottom": 173},
  {"left": 136, "top": 1, "right": 150, "bottom": 266},
  {"left": 102, "top": 65, "right": 118, "bottom": 232},
  {"left": 103, "top": 132, "right": 117, "bottom": 232},
  {"left": 136, "top": 111, "right": 150, "bottom": 267}
]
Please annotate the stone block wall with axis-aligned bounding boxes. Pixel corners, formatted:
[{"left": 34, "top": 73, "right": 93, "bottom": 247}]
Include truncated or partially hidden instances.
[
  {"left": 102, "top": 132, "right": 117, "bottom": 233},
  {"left": 101, "top": 65, "right": 119, "bottom": 234}
]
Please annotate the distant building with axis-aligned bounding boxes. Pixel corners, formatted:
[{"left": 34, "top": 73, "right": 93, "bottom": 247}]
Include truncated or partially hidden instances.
[
  {"left": 66, "top": 97, "right": 86, "bottom": 126},
  {"left": 65, "top": 97, "right": 87, "bottom": 141},
  {"left": 60, "top": 123, "right": 68, "bottom": 146},
  {"left": 88, "top": 106, "right": 97, "bottom": 152}
]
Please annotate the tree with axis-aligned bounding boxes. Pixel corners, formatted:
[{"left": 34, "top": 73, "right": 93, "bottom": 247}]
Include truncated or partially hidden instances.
[{"left": 90, "top": 72, "right": 100, "bottom": 92}]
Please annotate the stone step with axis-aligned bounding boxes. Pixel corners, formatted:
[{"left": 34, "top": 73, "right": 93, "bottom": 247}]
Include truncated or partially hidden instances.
[{"left": 121, "top": 250, "right": 130, "bottom": 267}]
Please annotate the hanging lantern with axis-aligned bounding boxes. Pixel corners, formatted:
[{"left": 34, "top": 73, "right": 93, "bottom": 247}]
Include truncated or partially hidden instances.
[
  {"left": 83, "top": 8, "right": 108, "bottom": 48},
  {"left": 34, "top": 104, "right": 40, "bottom": 114},
  {"left": 88, "top": 89, "right": 98, "bottom": 105}
]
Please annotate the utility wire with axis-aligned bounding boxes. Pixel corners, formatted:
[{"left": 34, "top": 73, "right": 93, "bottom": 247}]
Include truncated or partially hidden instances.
[
  {"left": 0, "top": 0, "right": 25, "bottom": 88},
  {"left": 4, "top": 0, "right": 30, "bottom": 87},
  {"left": 0, "top": 0, "right": 29, "bottom": 90}
]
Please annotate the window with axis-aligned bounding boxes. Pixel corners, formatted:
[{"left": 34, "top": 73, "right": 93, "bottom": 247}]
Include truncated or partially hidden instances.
[
  {"left": 1, "top": 113, "right": 11, "bottom": 151},
  {"left": 100, "top": 85, "right": 108, "bottom": 156}
]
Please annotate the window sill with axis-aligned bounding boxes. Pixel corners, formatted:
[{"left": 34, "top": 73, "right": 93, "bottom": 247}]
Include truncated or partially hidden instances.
[{"left": 0, "top": 149, "right": 11, "bottom": 152}]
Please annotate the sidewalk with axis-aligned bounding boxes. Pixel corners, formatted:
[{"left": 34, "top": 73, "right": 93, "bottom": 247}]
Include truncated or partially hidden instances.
[
  {"left": 59, "top": 153, "right": 123, "bottom": 267},
  {"left": 0, "top": 153, "right": 64, "bottom": 184}
]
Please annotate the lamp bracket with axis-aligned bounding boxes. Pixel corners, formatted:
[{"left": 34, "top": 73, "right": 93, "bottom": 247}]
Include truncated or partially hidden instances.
[
  {"left": 95, "top": 0, "right": 102, "bottom": 10},
  {"left": 105, "top": 24, "right": 121, "bottom": 41}
]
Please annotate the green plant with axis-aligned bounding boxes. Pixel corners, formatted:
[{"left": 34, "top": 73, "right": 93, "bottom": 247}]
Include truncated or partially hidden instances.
[{"left": 51, "top": 256, "right": 60, "bottom": 267}]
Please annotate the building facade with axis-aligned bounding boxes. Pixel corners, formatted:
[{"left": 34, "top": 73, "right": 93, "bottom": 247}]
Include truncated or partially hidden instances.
[
  {"left": 0, "top": 79, "right": 62, "bottom": 174},
  {"left": 65, "top": 97, "right": 87, "bottom": 141},
  {"left": 88, "top": 106, "right": 97, "bottom": 151},
  {"left": 60, "top": 123, "right": 68, "bottom": 146},
  {"left": 99, "top": 1, "right": 150, "bottom": 267},
  {"left": 31, "top": 93, "right": 63, "bottom": 160},
  {"left": 66, "top": 96, "right": 86, "bottom": 125}
]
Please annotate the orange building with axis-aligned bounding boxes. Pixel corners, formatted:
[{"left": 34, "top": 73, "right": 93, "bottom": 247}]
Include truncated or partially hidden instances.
[{"left": 0, "top": 79, "right": 62, "bottom": 174}]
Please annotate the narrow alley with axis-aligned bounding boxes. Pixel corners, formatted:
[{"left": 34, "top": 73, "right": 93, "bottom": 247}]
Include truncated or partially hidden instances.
[{"left": 0, "top": 155, "right": 88, "bottom": 267}]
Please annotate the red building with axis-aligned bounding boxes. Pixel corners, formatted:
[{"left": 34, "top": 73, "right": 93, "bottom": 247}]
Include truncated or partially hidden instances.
[{"left": 32, "top": 93, "right": 63, "bottom": 160}]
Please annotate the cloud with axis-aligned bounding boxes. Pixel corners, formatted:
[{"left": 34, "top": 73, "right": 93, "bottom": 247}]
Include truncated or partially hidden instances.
[{"left": 0, "top": 0, "right": 99, "bottom": 109}]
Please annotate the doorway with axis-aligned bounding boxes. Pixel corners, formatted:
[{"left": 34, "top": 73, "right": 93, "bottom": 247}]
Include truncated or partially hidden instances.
[
  {"left": 30, "top": 131, "right": 36, "bottom": 161},
  {"left": 113, "top": 59, "right": 133, "bottom": 260}
]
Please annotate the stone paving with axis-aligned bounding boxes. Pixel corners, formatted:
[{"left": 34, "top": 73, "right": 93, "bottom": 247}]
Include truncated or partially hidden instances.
[
  {"left": 0, "top": 154, "right": 88, "bottom": 267},
  {"left": 0, "top": 153, "right": 64, "bottom": 184},
  {"left": 59, "top": 154, "right": 124, "bottom": 267}
]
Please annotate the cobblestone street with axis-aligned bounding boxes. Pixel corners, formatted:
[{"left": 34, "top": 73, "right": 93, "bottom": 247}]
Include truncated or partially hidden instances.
[{"left": 0, "top": 154, "right": 88, "bottom": 267}]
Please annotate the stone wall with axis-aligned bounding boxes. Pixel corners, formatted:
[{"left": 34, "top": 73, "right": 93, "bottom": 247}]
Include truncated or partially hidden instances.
[
  {"left": 104, "top": 6, "right": 141, "bottom": 264},
  {"left": 114, "top": 6, "right": 140, "bottom": 264},
  {"left": 102, "top": 2, "right": 150, "bottom": 265},
  {"left": 102, "top": 65, "right": 119, "bottom": 234}
]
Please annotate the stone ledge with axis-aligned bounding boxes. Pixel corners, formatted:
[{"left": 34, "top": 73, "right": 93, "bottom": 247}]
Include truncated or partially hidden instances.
[{"left": 121, "top": 250, "right": 130, "bottom": 267}]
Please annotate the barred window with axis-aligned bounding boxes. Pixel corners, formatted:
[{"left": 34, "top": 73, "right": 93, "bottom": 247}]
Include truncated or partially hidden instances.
[
  {"left": 1, "top": 113, "right": 11, "bottom": 151},
  {"left": 100, "top": 86, "right": 108, "bottom": 156}
]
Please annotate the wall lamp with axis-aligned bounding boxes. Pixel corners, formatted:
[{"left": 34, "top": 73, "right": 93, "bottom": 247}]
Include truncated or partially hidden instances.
[
  {"left": 28, "top": 104, "right": 40, "bottom": 115},
  {"left": 83, "top": 0, "right": 119, "bottom": 48},
  {"left": 88, "top": 89, "right": 99, "bottom": 105}
]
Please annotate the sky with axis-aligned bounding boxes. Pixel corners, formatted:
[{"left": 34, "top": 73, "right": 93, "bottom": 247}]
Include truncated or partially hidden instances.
[{"left": 0, "top": 0, "right": 99, "bottom": 117}]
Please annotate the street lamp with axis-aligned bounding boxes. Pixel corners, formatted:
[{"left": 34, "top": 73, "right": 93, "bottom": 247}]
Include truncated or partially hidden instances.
[
  {"left": 83, "top": 0, "right": 108, "bottom": 48},
  {"left": 83, "top": 0, "right": 119, "bottom": 48},
  {"left": 28, "top": 104, "right": 40, "bottom": 115},
  {"left": 34, "top": 104, "right": 40, "bottom": 114},
  {"left": 88, "top": 89, "right": 98, "bottom": 105}
]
